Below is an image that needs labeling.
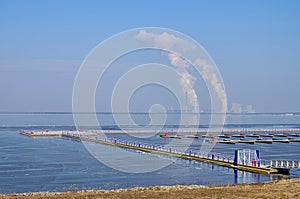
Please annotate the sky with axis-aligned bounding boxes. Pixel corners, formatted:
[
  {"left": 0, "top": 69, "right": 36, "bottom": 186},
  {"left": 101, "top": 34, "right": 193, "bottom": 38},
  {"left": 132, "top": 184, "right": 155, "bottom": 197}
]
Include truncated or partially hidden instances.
[{"left": 0, "top": 0, "right": 300, "bottom": 113}]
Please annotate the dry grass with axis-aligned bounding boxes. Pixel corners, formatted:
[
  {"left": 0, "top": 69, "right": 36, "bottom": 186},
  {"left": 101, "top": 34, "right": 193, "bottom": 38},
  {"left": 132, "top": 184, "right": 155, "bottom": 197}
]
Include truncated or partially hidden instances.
[{"left": 2, "top": 178, "right": 300, "bottom": 199}]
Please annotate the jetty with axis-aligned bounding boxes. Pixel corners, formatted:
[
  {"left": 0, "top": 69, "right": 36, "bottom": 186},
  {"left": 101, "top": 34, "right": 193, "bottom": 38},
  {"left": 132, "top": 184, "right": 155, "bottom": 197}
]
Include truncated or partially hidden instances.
[
  {"left": 20, "top": 129, "right": 300, "bottom": 175},
  {"left": 158, "top": 129, "right": 300, "bottom": 146}
]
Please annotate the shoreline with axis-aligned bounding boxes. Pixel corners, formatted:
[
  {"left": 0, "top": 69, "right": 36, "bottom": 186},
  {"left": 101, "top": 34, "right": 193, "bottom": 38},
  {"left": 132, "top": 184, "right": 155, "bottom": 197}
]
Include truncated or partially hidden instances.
[{"left": 2, "top": 178, "right": 300, "bottom": 199}]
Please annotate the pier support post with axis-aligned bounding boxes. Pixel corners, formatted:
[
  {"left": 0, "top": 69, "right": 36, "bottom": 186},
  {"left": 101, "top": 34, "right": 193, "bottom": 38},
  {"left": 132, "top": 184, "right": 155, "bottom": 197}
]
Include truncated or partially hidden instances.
[
  {"left": 234, "top": 150, "right": 238, "bottom": 165},
  {"left": 256, "top": 150, "right": 260, "bottom": 167}
]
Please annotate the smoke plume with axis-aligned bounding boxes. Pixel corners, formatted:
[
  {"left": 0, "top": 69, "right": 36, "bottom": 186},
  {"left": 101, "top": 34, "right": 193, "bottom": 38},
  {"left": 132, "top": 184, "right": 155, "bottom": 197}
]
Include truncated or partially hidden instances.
[
  {"left": 167, "top": 53, "right": 199, "bottom": 112},
  {"left": 136, "top": 30, "right": 227, "bottom": 113}
]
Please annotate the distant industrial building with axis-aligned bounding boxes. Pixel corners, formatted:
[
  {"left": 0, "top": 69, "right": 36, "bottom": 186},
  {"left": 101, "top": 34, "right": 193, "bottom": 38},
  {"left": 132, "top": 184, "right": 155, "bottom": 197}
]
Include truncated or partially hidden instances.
[
  {"left": 231, "top": 103, "right": 243, "bottom": 113},
  {"left": 230, "top": 103, "right": 255, "bottom": 113}
]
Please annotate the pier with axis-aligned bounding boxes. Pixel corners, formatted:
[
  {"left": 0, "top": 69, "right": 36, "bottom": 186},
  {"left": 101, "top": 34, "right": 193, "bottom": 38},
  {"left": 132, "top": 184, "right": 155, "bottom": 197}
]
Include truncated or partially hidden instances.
[
  {"left": 159, "top": 130, "right": 300, "bottom": 145},
  {"left": 20, "top": 129, "right": 300, "bottom": 175}
]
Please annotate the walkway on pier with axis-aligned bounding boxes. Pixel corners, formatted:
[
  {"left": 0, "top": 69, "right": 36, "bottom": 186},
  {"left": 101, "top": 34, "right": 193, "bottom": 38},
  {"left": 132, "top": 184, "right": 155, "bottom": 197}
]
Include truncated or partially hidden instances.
[{"left": 20, "top": 130, "right": 299, "bottom": 175}]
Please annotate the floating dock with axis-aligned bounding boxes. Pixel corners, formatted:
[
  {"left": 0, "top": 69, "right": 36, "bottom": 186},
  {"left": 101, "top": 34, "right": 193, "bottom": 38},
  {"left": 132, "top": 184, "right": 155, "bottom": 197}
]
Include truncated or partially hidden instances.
[
  {"left": 159, "top": 130, "right": 300, "bottom": 146},
  {"left": 260, "top": 134, "right": 274, "bottom": 137},
  {"left": 19, "top": 130, "right": 298, "bottom": 175},
  {"left": 19, "top": 130, "right": 63, "bottom": 137},
  {"left": 237, "top": 140, "right": 255, "bottom": 144},
  {"left": 289, "top": 138, "right": 300, "bottom": 142},
  {"left": 256, "top": 139, "right": 273, "bottom": 144}
]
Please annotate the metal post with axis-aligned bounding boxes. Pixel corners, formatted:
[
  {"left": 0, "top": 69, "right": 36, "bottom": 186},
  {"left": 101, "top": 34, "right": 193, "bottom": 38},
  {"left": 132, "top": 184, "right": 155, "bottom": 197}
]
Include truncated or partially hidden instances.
[
  {"left": 256, "top": 150, "right": 260, "bottom": 167},
  {"left": 234, "top": 150, "right": 238, "bottom": 165}
]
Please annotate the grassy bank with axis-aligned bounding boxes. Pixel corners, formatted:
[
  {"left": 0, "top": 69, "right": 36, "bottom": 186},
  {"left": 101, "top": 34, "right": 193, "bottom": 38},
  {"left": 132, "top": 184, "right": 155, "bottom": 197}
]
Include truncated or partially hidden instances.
[{"left": 2, "top": 178, "right": 300, "bottom": 199}]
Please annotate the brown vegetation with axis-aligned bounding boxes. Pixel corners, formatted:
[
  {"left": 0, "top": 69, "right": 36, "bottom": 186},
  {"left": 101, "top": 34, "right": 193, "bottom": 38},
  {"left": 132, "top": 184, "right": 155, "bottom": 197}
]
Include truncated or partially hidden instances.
[{"left": 2, "top": 178, "right": 300, "bottom": 199}]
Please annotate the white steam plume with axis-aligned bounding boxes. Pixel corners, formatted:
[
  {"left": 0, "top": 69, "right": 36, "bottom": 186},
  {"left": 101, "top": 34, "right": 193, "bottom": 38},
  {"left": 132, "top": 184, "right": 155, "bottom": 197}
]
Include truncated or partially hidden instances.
[
  {"left": 195, "top": 58, "right": 226, "bottom": 111},
  {"left": 136, "top": 30, "right": 227, "bottom": 113},
  {"left": 167, "top": 53, "right": 199, "bottom": 112},
  {"left": 136, "top": 30, "right": 195, "bottom": 51}
]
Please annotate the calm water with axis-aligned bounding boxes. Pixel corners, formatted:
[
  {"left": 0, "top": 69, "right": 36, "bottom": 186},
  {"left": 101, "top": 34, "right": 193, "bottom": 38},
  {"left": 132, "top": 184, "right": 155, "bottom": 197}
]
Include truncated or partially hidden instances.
[{"left": 0, "top": 113, "right": 299, "bottom": 193}]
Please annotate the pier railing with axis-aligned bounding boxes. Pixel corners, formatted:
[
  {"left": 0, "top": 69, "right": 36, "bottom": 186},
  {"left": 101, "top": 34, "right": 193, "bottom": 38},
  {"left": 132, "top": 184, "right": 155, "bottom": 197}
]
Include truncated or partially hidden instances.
[
  {"left": 20, "top": 130, "right": 299, "bottom": 172},
  {"left": 60, "top": 131, "right": 300, "bottom": 169},
  {"left": 60, "top": 131, "right": 237, "bottom": 162},
  {"left": 269, "top": 160, "right": 300, "bottom": 169}
]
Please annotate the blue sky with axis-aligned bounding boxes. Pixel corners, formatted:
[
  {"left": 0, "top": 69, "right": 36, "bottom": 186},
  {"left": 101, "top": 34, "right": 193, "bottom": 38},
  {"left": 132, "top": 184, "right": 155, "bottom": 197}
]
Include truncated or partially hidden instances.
[{"left": 0, "top": 0, "right": 299, "bottom": 112}]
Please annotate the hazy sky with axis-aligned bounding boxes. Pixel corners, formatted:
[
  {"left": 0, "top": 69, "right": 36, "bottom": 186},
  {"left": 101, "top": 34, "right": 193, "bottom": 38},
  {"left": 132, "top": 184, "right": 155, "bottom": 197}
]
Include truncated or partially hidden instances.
[{"left": 0, "top": 0, "right": 299, "bottom": 112}]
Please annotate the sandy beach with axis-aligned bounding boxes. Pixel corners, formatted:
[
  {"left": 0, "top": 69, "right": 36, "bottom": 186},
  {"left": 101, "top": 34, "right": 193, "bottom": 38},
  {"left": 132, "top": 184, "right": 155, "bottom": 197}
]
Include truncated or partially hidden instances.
[{"left": 2, "top": 178, "right": 300, "bottom": 199}]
